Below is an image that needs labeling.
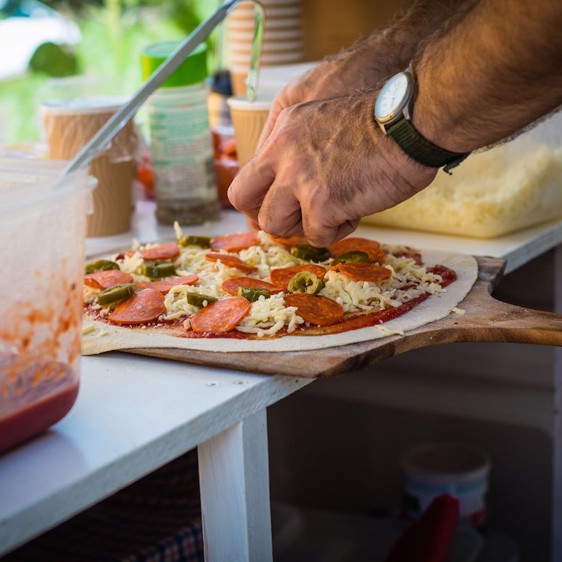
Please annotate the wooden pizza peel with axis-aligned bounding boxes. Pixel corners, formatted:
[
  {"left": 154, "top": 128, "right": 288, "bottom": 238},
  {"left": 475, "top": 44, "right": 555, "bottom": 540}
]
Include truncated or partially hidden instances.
[{"left": 126, "top": 256, "right": 562, "bottom": 378}]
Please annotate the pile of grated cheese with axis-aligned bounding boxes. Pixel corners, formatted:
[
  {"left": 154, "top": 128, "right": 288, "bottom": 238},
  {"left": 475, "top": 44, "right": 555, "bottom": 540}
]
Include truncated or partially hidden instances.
[
  {"left": 363, "top": 141, "right": 562, "bottom": 238},
  {"left": 86, "top": 228, "right": 445, "bottom": 337}
]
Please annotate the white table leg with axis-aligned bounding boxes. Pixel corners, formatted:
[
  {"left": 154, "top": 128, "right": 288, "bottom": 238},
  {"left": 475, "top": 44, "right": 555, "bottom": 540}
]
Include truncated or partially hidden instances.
[
  {"left": 553, "top": 244, "right": 562, "bottom": 562},
  {"left": 198, "top": 409, "right": 273, "bottom": 562}
]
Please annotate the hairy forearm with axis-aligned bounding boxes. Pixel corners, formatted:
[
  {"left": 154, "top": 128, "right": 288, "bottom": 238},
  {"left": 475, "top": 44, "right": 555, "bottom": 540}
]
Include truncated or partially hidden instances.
[
  {"left": 258, "top": 0, "right": 479, "bottom": 149},
  {"left": 413, "top": 0, "right": 562, "bottom": 152},
  {"left": 321, "top": 0, "right": 478, "bottom": 89}
]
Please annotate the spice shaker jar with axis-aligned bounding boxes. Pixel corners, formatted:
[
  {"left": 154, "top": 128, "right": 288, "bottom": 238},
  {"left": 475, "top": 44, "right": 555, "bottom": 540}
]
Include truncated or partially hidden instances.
[{"left": 141, "top": 42, "right": 219, "bottom": 225}]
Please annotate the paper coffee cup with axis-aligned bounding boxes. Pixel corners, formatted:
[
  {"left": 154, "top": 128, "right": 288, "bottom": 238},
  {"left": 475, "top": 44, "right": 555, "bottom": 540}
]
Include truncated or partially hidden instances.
[
  {"left": 229, "top": 16, "right": 302, "bottom": 31},
  {"left": 228, "top": 28, "right": 302, "bottom": 42},
  {"left": 40, "top": 97, "right": 137, "bottom": 237},
  {"left": 227, "top": 97, "right": 272, "bottom": 167},
  {"left": 230, "top": 3, "right": 302, "bottom": 18},
  {"left": 230, "top": 40, "right": 304, "bottom": 55}
]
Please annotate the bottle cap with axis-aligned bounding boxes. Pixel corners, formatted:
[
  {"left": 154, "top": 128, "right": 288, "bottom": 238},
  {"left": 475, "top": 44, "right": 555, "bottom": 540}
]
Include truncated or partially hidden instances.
[
  {"left": 141, "top": 41, "right": 208, "bottom": 88},
  {"left": 208, "top": 69, "right": 233, "bottom": 96}
]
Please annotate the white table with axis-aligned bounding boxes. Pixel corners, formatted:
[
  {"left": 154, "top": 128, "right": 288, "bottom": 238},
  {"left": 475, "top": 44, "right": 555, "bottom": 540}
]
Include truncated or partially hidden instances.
[
  {"left": 0, "top": 355, "right": 312, "bottom": 560},
  {"left": 1, "top": 204, "right": 562, "bottom": 561}
]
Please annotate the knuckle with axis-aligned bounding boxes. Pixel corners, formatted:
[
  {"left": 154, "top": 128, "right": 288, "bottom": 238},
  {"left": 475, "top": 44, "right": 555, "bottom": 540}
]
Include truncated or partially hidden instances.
[
  {"left": 275, "top": 123, "right": 299, "bottom": 146},
  {"left": 258, "top": 194, "right": 301, "bottom": 238}
]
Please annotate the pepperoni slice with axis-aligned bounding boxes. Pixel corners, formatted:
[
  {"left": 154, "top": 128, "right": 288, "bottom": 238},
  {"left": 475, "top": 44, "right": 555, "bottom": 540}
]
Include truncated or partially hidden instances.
[
  {"left": 269, "top": 235, "right": 308, "bottom": 247},
  {"left": 270, "top": 264, "right": 327, "bottom": 291},
  {"left": 284, "top": 293, "right": 344, "bottom": 326},
  {"left": 205, "top": 253, "right": 257, "bottom": 272},
  {"left": 190, "top": 297, "right": 251, "bottom": 333},
  {"left": 210, "top": 232, "right": 259, "bottom": 252},
  {"left": 138, "top": 274, "right": 199, "bottom": 294},
  {"left": 84, "top": 270, "right": 133, "bottom": 290},
  {"left": 140, "top": 242, "right": 180, "bottom": 261},
  {"left": 222, "top": 276, "right": 279, "bottom": 296},
  {"left": 329, "top": 237, "right": 385, "bottom": 263},
  {"left": 109, "top": 289, "right": 166, "bottom": 325},
  {"left": 336, "top": 262, "right": 392, "bottom": 283}
]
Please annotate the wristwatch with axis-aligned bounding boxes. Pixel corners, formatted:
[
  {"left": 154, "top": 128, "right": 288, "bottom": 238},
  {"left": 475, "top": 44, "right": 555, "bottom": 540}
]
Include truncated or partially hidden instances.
[{"left": 374, "top": 69, "right": 469, "bottom": 174}]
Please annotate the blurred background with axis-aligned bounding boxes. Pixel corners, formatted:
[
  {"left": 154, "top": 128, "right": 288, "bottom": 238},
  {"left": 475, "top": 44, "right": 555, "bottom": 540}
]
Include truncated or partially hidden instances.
[
  {"left": 0, "top": 0, "right": 407, "bottom": 144},
  {"left": 0, "top": 0, "right": 217, "bottom": 143}
]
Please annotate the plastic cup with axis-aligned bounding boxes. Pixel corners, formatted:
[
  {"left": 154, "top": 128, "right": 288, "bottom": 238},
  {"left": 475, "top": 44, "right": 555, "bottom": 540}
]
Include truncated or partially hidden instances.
[
  {"left": 230, "top": 46, "right": 304, "bottom": 97},
  {"left": 231, "top": 60, "right": 318, "bottom": 97},
  {"left": 0, "top": 158, "right": 94, "bottom": 452},
  {"left": 227, "top": 97, "right": 272, "bottom": 167}
]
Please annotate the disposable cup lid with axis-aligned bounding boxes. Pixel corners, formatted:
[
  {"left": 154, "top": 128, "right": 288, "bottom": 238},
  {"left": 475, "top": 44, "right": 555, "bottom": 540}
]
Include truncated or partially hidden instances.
[
  {"left": 40, "top": 96, "right": 128, "bottom": 115},
  {"left": 141, "top": 42, "right": 207, "bottom": 88}
]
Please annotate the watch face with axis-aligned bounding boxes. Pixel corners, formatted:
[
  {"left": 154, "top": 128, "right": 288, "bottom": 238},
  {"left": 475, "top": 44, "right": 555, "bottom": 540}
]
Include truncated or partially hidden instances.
[{"left": 375, "top": 72, "right": 411, "bottom": 123}]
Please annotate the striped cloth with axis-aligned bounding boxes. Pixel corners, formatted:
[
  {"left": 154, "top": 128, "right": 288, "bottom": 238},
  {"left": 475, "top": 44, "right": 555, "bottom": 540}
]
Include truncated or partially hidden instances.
[{"left": 3, "top": 449, "right": 203, "bottom": 562}]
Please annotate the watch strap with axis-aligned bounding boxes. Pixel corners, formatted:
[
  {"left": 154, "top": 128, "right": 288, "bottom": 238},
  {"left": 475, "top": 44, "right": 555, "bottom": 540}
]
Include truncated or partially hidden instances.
[{"left": 387, "top": 118, "right": 469, "bottom": 174}]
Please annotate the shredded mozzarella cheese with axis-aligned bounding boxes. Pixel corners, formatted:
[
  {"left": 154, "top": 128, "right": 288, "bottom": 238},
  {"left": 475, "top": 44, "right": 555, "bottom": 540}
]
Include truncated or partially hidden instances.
[
  {"left": 117, "top": 251, "right": 144, "bottom": 277},
  {"left": 88, "top": 232, "right": 448, "bottom": 336},
  {"left": 83, "top": 285, "right": 100, "bottom": 304},
  {"left": 236, "top": 294, "right": 304, "bottom": 337}
]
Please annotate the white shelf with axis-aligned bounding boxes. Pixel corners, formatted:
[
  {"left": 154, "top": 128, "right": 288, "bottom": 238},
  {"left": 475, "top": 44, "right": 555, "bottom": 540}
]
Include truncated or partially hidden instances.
[{"left": 272, "top": 503, "right": 518, "bottom": 562}]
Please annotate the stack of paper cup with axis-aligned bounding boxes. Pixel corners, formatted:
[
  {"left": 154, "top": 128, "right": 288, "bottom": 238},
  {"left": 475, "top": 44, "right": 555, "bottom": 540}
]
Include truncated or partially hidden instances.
[{"left": 227, "top": 0, "right": 304, "bottom": 96}]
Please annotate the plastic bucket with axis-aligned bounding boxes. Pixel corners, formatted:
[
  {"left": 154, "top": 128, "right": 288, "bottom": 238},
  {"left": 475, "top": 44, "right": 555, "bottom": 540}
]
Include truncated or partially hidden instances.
[
  {"left": 401, "top": 443, "right": 491, "bottom": 529},
  {"left": 0, "top": 158, "right": 94, "bottom": 452}
]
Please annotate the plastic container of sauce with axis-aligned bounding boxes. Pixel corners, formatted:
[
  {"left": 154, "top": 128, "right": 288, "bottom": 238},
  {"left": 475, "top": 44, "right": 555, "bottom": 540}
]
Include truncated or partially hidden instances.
[{"left": 0, "top": 159, "right": 93, "bottom": 453}]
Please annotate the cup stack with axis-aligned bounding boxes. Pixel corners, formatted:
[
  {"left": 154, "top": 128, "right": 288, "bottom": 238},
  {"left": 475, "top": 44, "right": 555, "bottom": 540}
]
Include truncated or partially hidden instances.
[{"left": 227, "top": 0, "right": 304, "bottom": 96}]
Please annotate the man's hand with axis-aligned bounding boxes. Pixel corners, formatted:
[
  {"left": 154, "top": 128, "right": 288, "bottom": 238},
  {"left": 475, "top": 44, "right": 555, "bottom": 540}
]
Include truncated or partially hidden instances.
[
  {"left": 256, "top": 0, "right": 477, "bottom": 153},
  {"left": 257, "top": 56, "right": 380, "bottom": 154},
  {"left": 228, "top": 90, "right": 437, "bottom": 247}
]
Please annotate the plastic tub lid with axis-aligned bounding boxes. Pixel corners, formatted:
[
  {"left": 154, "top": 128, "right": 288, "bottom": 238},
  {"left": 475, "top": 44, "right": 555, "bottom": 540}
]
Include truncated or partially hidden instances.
[
  {"left": 141, "top": 42, "right": 208, "bottom": 88},
  {"left": 0, "top": 158, "right": 93, "bottom": 215},
  {"left": 401, "top": 443, "right": 491, "bottom": 483}
]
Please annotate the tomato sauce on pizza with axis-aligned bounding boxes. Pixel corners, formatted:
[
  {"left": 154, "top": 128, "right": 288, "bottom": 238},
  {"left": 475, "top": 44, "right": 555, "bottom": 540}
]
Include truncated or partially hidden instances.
[{"left": 82, "top": 226, "right": 457, "bottom": 341}]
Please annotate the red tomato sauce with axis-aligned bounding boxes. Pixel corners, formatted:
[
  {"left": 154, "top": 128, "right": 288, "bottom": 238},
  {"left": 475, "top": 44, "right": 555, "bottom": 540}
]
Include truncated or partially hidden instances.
[{"left": 0, "top": 357, "right": 79, "bottom": 453}]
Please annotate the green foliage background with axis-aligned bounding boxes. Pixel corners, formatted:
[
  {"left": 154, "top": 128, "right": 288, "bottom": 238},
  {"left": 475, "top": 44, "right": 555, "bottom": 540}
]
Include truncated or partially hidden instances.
[{"left": 0, "top": 0, "right": 220, "bottom": 143}]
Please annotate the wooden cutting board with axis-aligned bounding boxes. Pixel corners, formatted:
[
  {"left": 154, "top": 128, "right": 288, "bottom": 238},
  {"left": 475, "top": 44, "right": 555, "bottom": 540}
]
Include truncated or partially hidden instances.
[{"left": 127, "top": 256, "right": 562, "bottom": 378}]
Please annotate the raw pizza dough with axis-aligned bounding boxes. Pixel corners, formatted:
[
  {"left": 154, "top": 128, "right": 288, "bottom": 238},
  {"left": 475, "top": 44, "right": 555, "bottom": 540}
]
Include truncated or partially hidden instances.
[{"left": 82, "top": 250, "right": 477, "bottom": 355}]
